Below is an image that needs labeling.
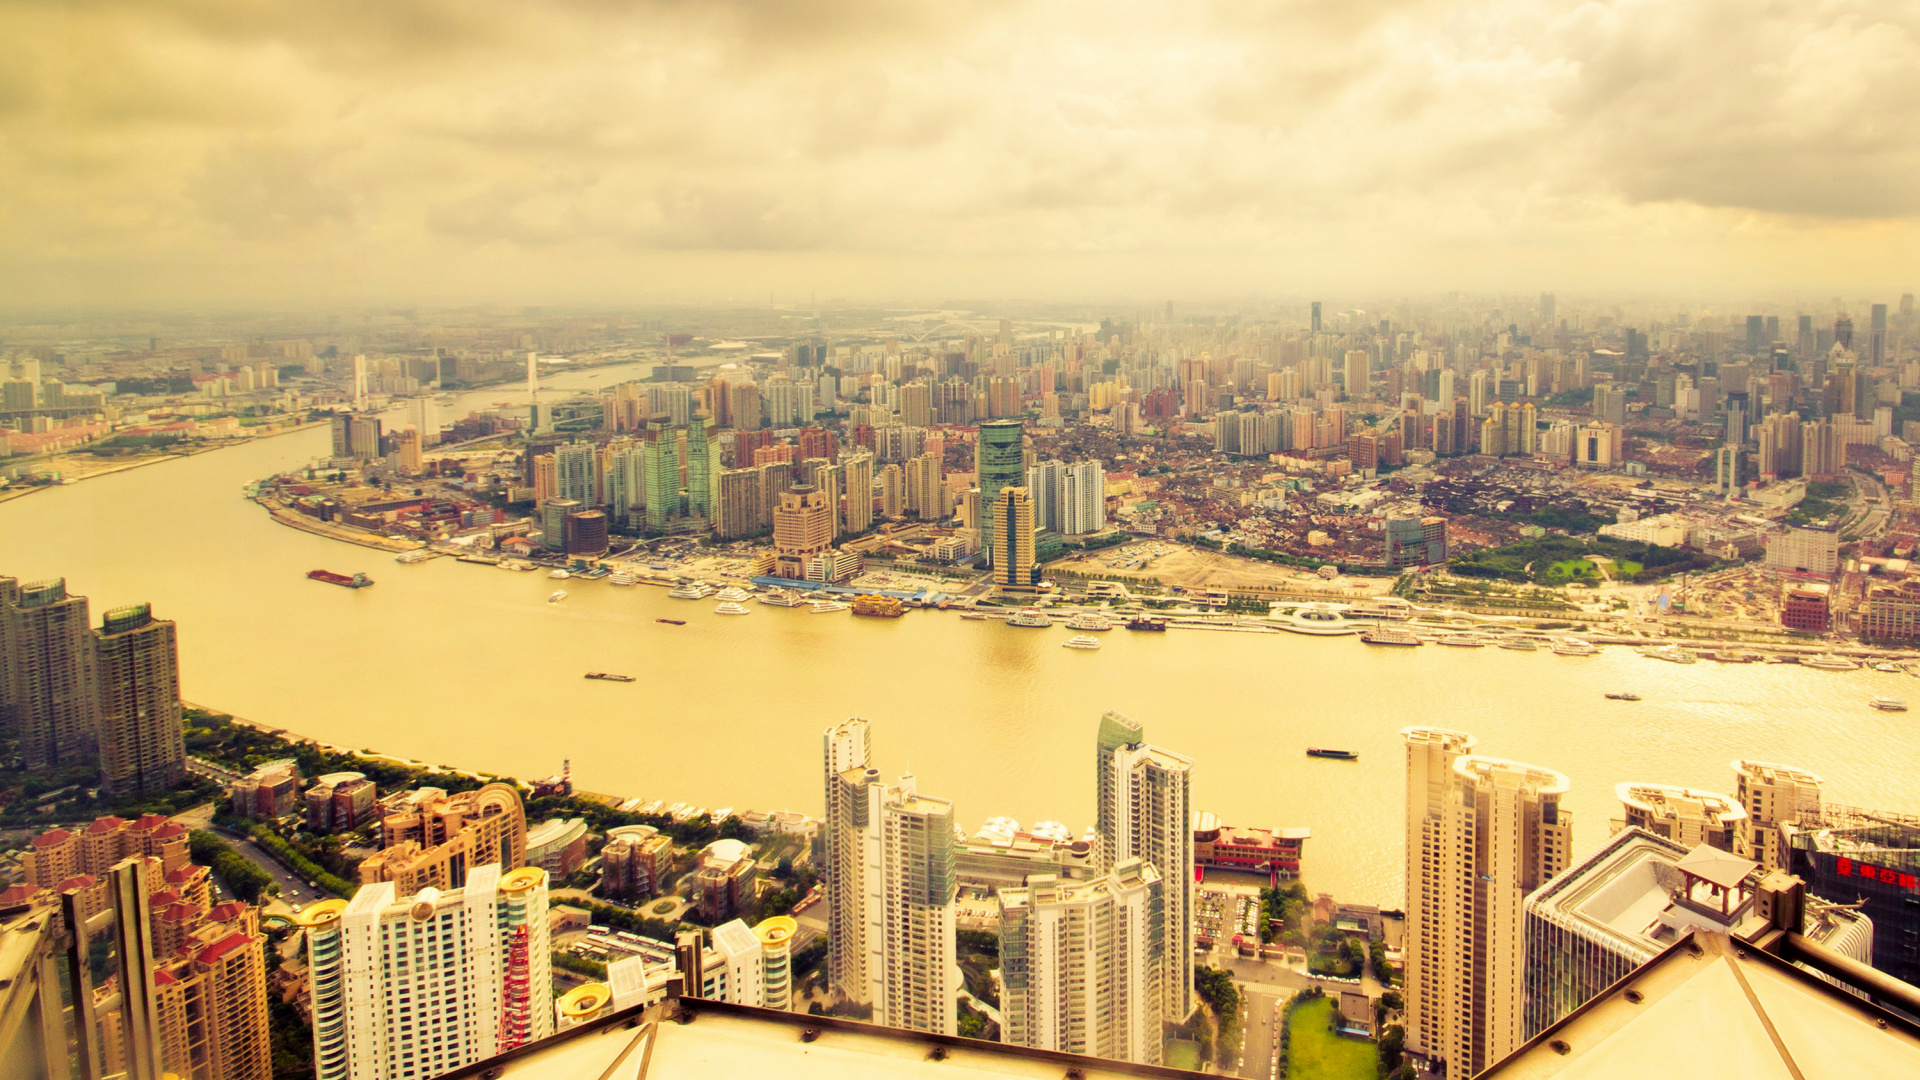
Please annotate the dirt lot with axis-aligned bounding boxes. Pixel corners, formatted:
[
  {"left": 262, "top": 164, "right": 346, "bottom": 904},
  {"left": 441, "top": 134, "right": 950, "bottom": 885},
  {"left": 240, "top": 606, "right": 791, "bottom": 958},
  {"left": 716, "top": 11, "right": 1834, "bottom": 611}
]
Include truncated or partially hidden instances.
[{"left": 1051, "top": 540, "right": 1395, "bottom": 596}]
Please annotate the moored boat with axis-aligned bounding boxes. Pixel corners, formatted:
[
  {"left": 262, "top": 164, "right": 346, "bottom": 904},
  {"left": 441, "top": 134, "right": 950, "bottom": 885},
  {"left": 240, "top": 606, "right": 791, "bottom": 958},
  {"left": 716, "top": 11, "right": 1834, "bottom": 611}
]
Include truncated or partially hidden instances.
[
  {"left": 1639, "top": 645, "right": 1697, "bottom": 664},
  {"left": 667, "top": 583, "right": 713, "bottom": 600},
  {"left": 1552, "top": 638, "right": 1599, "bottom": 656},
  {"left": 608, "top": 571, "right": 640, "bottom": 586},
  {"left": 1062, "top": 635, "right": 1102, "bottom": 650},
  {"left": 548, "top": 569, "right": 570, "bottom": 580},
  {"left": 395, "top": 550, "right": 433, "bottom": 564},
  {"left": 1125, "top": 617, "right": 1167, "bottom": 632},
  {"left": 714, "top": 586, "right": 752, "bottom": 603},
  {"left": 809, "top": 600, "right": 851, "bottom": 614},
  {"left": 1437, "top": 634, "right": 1489, "bottom": 647},
  {"left": 1064, "top": 613, "right": 1113, "bottom": 632},
  {"left": 851, "top": 594, "right": 905, "bottom": 618},
  {"left": 1871, "top": 661, "right": 1901, "bottom": 673},
  {"left": 1802, "top": 653, "right": 1859, "bottom": 671},
  {"left": 1361, "top": 626, "right": 1421, "bottom": 646},
  {"left": 758, "top": 590, "right": 808, "bottom": 607},
  {"left": 1306, "top": 747, "right": 1359, "bottom": 760},
  {"left": 1005, "top": 609, "right": 1053, "bottom": 628},
  {"left": 714, "top": 602, "right": 751, "bottom": 616},
  {"left": 1498, "top": 639, "right": 1538, "bottom": 651}
]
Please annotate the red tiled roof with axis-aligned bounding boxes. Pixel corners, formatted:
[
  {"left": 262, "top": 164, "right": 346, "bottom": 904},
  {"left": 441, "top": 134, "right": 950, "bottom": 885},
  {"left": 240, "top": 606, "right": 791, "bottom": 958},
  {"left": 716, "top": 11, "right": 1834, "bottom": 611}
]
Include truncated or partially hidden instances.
[
  {"left": 196, "top": 931, "right": 257, "bottom": 967},
  {"left": 152, "top": 823, "right": 186, "bottom": 839},
  {"left": 164, "top": 902, "right": 202, "bottom": 922},
  {"left": 133, "top": 813, "right": 170, "bottom": 830},
  {"left": 58, "top": 875, "right": 97, "bottom": 891},
  {"left": 166, "top": 866, "right": 202, "bottom": 883},
  {"left": 0, "top": 884, "right": 41, "bottom": 905},
  {"left": 32, "top": 829, "right": 72, "bottom": 847},
  {"left": 153, "top": 970, "right": 178, "bottom": 986},
  {"left": 207, "top": 901, "right": 247, "bottom": 922},
  {"left": 148, "top": 889, "right": 180, "bottom": 907},
  {"left": 86, "top": 816, "right": 127, "bottom": 834}
]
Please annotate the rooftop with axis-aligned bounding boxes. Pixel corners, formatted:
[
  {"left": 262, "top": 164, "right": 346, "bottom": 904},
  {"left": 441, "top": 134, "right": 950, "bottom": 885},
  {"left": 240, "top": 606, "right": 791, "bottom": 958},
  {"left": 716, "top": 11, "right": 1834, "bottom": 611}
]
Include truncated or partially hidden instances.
[
  {"left": 444, "top": 996, "right": 1210, "bottom": 1080},
  {"left": 1481, "top": 931, "right": 1920, "bottom": 1079}
]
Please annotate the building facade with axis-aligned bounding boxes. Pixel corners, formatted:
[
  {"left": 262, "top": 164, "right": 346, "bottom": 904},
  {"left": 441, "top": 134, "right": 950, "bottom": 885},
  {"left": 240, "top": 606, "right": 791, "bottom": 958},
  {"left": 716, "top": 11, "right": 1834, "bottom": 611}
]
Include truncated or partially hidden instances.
[
  {"left": 999, "top": 859, "right": 1164, "bottom": 1064},
  {"left": 91, "top": 602, "right": 186, "bottom": 797},
  {"left": 2, "top": 576, "right": 97, "bottom": 770},
  {"left": 299, "top": 864, "right": 553, "bottom": 1080},
  {"left": 1094, "top": 711, "right": 1195, "bottom": 1022},
  {"left": 1402, "top": 728, "right": 1572, "bottom": 1076}
]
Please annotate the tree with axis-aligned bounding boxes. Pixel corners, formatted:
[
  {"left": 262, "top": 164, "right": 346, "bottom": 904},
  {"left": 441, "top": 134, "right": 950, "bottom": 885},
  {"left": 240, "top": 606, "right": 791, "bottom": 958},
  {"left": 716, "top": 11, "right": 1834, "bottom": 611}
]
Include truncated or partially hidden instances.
[
  {"left": 1378, "top": 1024, "right": 1407, "bottom": 1075},
  {"left": 1193, "top": 965, "right": 1238, "bottom": 1016}
]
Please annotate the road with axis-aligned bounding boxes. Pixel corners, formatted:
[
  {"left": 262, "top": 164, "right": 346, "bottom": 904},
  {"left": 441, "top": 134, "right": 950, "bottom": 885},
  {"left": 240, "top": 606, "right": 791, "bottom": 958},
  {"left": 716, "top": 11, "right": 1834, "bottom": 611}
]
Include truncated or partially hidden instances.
[
  {"left": 210, "top": 823, "right": 332, "bottom": 912},
  {"left": 1240, "top": 990, "right": 1285, "bottom": 1079}
]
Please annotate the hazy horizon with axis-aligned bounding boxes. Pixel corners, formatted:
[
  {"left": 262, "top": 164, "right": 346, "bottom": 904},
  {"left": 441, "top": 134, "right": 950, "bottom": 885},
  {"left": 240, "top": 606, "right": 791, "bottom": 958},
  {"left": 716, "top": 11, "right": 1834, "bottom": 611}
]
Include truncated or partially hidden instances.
[{"left": 6, "top": 1, "right": 1916, "bottom": 308}]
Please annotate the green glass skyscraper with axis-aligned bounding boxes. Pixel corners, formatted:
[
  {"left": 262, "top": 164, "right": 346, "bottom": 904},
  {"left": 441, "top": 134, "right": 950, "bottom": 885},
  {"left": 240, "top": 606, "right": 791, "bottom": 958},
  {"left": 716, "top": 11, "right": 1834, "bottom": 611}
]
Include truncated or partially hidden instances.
[{"left": 975, "top": 419, "right": 1024, "bottom": 565}]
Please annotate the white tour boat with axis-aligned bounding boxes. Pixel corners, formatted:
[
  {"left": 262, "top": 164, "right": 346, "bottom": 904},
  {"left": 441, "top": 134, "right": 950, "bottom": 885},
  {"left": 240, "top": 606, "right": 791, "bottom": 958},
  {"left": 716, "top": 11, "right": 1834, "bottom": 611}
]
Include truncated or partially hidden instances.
[
  {"left": 714, "top": 601, "right": 751, "bottom": 616},
  {"left": 667, "top": 583, "right": 713, "bottom": 600},
  {"left": 548, "top": 569, "right": 570, "bottom": 580},
  {"left": 1063, "top": 613, "right": 1113, "bottom": 632},
  {"left": 809, "top": 600, "right": 851, "bottom": 614},
  {"left": 1062, "top": 635, "right": 1102, "bottom": 650},
  {"left": 1005, "top": 609, "right": 1054, "bottom": 628},
  {"left": 714, "top": 586, "right": 752, "bottom": 603},
  {"left": 547, "top": 590, "right": 568, "bottom": 603},
  {"left": 1802, "top": 653, "right": 1859, "bottom": 671},
  {"left": 1871, "top": 696, "right": 1908, "bottom": 712},
  {"left": 759, "top": 590, "right": 809, "bottom": 607},
  {"left": 1552, "top": 638, "right": 1600, "bottom": 656},
  {"left": 608, "top": 571, "right": 640, "bottom": 586}
]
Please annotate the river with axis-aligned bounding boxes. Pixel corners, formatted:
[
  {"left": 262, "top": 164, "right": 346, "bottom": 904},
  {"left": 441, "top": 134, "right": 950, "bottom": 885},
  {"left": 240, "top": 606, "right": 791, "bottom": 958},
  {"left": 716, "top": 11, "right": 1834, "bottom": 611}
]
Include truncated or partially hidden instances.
[{"left": 2, "top": 361, "right": 1913, "bottom": 904}]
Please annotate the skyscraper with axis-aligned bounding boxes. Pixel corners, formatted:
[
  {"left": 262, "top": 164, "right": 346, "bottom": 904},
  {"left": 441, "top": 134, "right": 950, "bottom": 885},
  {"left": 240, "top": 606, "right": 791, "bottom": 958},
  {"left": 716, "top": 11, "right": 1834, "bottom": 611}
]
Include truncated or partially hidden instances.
[
  {"left": 554, "top": 441, "right": 596, "bottom": 505},
  {"left": 974, "top": 419, "right": 1025, "bottom": 565},
  {"left": 299, "top": 864, "right": 552, "bottom": 1080},
  {"left": 1, "top": 577, "right": 95, "bottom": 770},
  {"left": 1310, "top": 300, "right": 1322, "bottom": 333},
  {"left": 999, "top": 858, "right": 1164, "bottom": 1064},
  {"left": 640, "top": 414, "right": 680, "bottom": 532},
  {"left": 1401, "top": 728, "right": 1572, "bottom": 1076},
  {"left": 685, "top": 414, "right": 721, "bottom": 521},
  {"left": 989, "top": 486, "right": 1036, "bottom": 588},
  {"left": 822, "top": 718, "right": 873, "bottom": 1008},
  {"left": 868, "top": 774, "right": 958, "bottom": 1034},
  {"left": 842, "top": 453, "right": 875, "bottom": 535},
  {"left": 1094, "top": 711, "right": 1195, "bottom": 1021},
  {"left": 1731, "top": 759, "right": 1823, "bottom": 874},
  {"left": 771, "top": 485, "right": 833, "bottom": 579},
  {"left": 91, "top": 603, "right": 185, "bottom": 797}
]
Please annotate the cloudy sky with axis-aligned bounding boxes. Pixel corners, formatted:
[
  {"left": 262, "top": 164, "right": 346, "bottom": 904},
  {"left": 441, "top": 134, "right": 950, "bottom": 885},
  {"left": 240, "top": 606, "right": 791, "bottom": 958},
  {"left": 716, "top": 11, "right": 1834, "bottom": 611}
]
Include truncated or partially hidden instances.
[{"left": 4, "top": 0, "right": 1915, "bottom": 308}]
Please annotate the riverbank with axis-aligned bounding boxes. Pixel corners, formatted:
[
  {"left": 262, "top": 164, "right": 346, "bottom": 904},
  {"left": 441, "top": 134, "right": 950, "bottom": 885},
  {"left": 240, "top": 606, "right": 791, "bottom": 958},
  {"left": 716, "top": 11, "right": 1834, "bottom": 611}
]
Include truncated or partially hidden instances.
[
  {"left": 0, "top": 418, "right": 329, "bottom": 506},
  {"left": 253, "top": 494, "right": 425, "bottom": 553}
]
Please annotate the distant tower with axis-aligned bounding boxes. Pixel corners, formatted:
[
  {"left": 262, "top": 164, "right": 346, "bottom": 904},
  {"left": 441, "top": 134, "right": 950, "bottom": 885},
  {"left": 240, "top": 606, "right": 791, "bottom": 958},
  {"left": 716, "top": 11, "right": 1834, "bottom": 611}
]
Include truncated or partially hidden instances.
[
  {"left": 1310, "top": 301, "right": 1322, "bottom": 334},
  {"left": 352, "top": 353, "right": 369, "bottom": 411}
]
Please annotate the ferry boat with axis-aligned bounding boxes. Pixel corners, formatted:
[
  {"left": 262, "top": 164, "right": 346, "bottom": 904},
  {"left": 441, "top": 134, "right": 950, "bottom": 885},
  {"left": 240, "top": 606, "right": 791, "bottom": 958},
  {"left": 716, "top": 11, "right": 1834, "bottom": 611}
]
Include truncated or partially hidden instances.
[
  {"left": 758, "top": 590, "right": 808, "bottom": 607},
  {"left": 585, "top": 672, "right": 635, "bottom": 682},
  {"left": 714, "top": 586, "right": 752, "bottom": 603},
  {"left": 1275, "top": 604, "right": 1360, "bottom": 636},
  {"left": 1871, "top": 697, "right": 1908, "bottom": 711},
  {"left": 1801, "top": 653, "right": 1858, "bottom": 671},
  {"left": 656, "top": 618, "right": 685, "bottom": 625},
  {"left": 1306, "top": 747, "right": 1359, "bottom": 760},
  {"left": 1360, "top": 626, "right": 1422, "bottom": 646},
  {"left": 548, "top": 569, "right": 570, "bottom": 580},
  {"left": 1552, "top": 638, "right": 1599, "bottom": 656},
  {"left": 1437, "top": 634, "right": 1490, "bottom": 647},
  {"left": 667, "top": 583, "right": 713, "bottom": 600},
  {"left": 308, "top": 570, "right": 374, "bottom": 589},
  {"left": 1639, "top": 645, "right": 1696, "bottom": 664},
  {"left": 1126, "top": 617, "right": 1168, "bottom": 632},
  {"left": 1062, "top": 635, "right": 1102, "bottom": 650},
  {"left": 1005, "top": 609, "right": 1054, "bottom": 628},
  {"left": 1498, "top": 639, "right": 1539, "bottom": 651},
  {"left": 851, "top": 594, "right": 905, "bottom": 618},
  {"left": 714, "top": 601, "right": 751, "bottom": 616},
  {"left": 608, "top": 571, "right": 640, "bottom": 586},
  {"left": 809, "top": 600, "right": 851, "bottom": 614},
  {"left": 960, "top": 612, "right": 989, "bottom": 620},
  {"left": 1871, "top": 661, "right": 1902, "bottom": 673},
  {"left": 547, "top": 590, "right": 568, "bottom": 603},
  {"left": 395, "top": 550, "right": 434, "bottom": 564},
  {"left": 1604, "top": 692, "right": 1641, "bottom": 701},
  {"left": 1064, "top": 613, "right": 1114, "bottom": 632}
]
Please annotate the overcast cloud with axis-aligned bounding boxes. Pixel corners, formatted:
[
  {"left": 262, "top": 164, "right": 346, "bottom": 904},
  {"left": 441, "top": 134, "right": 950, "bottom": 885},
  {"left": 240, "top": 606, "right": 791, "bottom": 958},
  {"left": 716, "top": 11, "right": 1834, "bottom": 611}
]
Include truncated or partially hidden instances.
[{"left": 2, "top": 0, "right": 1915, "bottom": 307}]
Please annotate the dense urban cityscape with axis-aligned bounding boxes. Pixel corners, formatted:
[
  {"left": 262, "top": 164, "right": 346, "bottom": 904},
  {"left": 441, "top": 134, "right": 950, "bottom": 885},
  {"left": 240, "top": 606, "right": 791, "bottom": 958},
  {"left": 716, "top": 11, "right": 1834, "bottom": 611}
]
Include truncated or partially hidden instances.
[
  {"left": 7, "top": 0, "right": 1919, "bottom": 1077},
  {"left": 4, "top": 292, "right": 1920, "bottom": 1080}
]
